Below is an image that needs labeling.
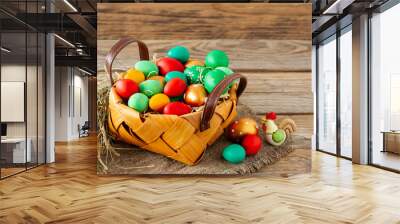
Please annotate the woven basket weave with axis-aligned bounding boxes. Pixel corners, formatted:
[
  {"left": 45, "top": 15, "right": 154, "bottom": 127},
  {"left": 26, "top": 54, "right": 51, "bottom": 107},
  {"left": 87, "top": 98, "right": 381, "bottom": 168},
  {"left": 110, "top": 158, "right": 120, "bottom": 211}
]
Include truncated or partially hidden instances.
[{"left": 105, "top": 37, "right": 247, "bottom": 165}]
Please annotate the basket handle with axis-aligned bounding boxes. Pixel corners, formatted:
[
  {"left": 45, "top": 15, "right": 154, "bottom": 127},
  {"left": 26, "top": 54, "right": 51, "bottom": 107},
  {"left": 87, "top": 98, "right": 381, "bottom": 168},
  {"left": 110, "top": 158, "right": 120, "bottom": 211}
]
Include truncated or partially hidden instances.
[
  {"left": 200, "top": 73, "right": 247, "bottom": 131},
  {"left": 105, "top": 37, "right": 150, "bottom": 87}
]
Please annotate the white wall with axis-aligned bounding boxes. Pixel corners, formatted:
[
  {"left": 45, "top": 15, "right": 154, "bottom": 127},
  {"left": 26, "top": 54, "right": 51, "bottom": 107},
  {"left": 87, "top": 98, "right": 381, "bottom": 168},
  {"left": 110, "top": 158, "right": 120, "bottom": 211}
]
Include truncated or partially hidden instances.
[
  {"left": 1, "top": 63, "right": 46, "bottom": 164},
  {"left": 54, "top": 67, "right": 89, "bottom": 141},
  {"left": 1, "top": 65, "right": 36, "bottom": 138},
  {"left": 55, "top": 66, "right": 69, "bottom": 141}
]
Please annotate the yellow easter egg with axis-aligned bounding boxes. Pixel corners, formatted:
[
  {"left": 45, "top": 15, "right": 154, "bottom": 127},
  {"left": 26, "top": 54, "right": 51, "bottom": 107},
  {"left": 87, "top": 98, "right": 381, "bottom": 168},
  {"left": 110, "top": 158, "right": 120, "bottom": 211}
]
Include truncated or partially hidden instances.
[
  {"left": 124, "top": 68, "right": 145, "bottom": 84},
  {"left": 148, "top": 75, "right": 165, "bottom": 87},
  {"left": 149, "top": 93, "right": 170, "bottom": 112},
  {"left": 185, "top": 59, "right": 204, "bottom": 68}
]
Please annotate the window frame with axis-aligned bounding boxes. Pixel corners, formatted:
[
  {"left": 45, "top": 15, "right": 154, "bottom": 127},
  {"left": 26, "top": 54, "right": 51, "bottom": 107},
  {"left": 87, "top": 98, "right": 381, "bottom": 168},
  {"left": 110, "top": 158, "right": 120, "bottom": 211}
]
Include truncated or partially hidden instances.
[{"left": 315, "top": 24, "right": 353, "bottom": 161}]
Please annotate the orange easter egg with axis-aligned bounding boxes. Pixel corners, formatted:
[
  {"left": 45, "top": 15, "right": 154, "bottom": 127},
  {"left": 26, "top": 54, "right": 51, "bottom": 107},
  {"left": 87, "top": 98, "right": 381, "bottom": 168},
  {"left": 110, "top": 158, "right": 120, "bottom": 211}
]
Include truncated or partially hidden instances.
[
  {"left": 148, "top": 75, "right": 165, "bottom": 87},
  {"left": 185, "top": 59, "right": 204, "bottom": 68},
  {"left": 149, "top": 93, "right": 170, "bottom": 112},
  {"left": 124, "top": 68, "right": 145, "bottom": 84}
]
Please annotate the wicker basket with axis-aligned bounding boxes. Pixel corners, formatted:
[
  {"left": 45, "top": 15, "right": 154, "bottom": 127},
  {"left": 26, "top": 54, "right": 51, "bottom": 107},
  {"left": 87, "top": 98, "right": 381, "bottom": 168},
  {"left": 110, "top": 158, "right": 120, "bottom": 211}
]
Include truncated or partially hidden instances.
[{"left": 105, "top": 37, "right": 247, "bottom": 165}]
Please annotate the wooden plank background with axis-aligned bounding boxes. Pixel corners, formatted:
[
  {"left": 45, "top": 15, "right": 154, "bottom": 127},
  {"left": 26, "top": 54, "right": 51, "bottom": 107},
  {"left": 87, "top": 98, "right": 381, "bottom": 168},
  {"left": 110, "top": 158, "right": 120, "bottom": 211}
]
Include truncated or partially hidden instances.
[
  {"left": 98, "top": 3, "right": 310, "bottom": 40},
  {"left": 97, "top": 3, "right": 313, "bottom": 140}
]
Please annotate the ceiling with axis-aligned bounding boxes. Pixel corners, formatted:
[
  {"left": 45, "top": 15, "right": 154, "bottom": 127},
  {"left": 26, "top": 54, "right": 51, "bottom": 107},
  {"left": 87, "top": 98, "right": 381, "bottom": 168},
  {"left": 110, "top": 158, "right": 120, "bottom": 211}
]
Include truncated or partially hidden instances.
[
  {"left": 0, "top": 0, "right": 97, "bottom": 74},
  {"left": 312, "top": 0, "right": 392, "bottom": 43},
  {"left": 3, "top": 0, "right": 392, "bottom": 73}
]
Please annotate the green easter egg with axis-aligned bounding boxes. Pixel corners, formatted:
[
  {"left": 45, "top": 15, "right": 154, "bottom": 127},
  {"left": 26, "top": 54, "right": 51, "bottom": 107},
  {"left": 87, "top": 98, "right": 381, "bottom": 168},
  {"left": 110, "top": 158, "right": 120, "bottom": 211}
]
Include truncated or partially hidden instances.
[
  {"left": 139, "top": 80, "right": 163, "bottom": 97},
  {"left": 184, "top": 66, "right": 211, "bottom": 84},
  {"left": 216, "top": 67, "right": 236, "bottom": 87},
  {"left": 198, "top": 67, "right": 212, "bottom": 83},
  {"left": 128, "top": 93, "right": 149, "bottom": 113},
  {"left": 203, "top": 70, "right": 227, "bottom": 93},
  {"left": 272, "top": 129, "right": 286, "bottom": 143},
  {"left": 222, "top": 144, "right": 246, "bottom": 164},
  {"left": 205, "top": 50, "right": 229, "bottom": 69},
  {"left": 167, "top": 46, "right": 190, "bottom": 63},
  {"left": 215, "top": 67, "right": 234, "bottom": 75},
  {"left": 134, "top": 60, "right": 159, "bottom": 78},
  {"left": 165, "top": 71, "right": 188, "bottom": 84},
  {"left": 184, "top": 66, "right": 201, "bottom": 84},
  {"left": 170, "top": 95, "right": 184, "bottom": 102}
]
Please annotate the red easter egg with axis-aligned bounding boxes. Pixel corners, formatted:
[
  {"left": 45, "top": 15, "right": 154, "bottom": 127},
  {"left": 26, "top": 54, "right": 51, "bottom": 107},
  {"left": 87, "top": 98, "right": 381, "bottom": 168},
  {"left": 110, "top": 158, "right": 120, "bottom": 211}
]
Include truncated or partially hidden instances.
[
  {"left": 241, "top": 134, "right": 262, "bottom": 155},
  {"left": 163, "top": 102, "right": 192, "bottom": 116},
  {"left": 115, "top": 79, "right": 139, "bottom": 99},
  {"left": 157, "top": 57, "right": 185, "bottom": 76},
  {"left": 164, "top": 78, "right": 187, "bottom": 97}
]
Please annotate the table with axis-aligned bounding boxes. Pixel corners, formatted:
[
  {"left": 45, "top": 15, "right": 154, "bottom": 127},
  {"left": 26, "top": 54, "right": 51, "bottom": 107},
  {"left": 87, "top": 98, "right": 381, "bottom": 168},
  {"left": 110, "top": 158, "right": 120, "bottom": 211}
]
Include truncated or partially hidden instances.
[
  {"left": 1, "top": 138, "right": 32, "bottom": 164},
  {"left": 382, "top": 131, "right": 400, "bottom": 154}
]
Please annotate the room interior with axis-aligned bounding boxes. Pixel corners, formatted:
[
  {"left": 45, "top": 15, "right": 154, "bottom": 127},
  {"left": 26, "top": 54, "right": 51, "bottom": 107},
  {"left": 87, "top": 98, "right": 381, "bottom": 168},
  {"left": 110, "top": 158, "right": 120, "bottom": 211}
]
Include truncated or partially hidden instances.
[
  {"left": 0, "top": 0, "right": 400, "bottom": 222},
  {"left": 313, "top": 0, "right": 400, "bottom": 172},
  {"left": 0, "top": 0, "right": 96, "bottom": 178}
]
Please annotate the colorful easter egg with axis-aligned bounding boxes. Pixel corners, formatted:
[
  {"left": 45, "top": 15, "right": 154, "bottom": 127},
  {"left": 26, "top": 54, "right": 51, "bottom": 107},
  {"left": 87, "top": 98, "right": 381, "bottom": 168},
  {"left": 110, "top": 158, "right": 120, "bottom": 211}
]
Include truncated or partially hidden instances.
[
  {"left": 205, "top": 50, "right": 229, "bottom": 69},
  {"left": 184, "top": 66, "right": 211, "bottom": 84},
  {"left": 203, "top": 69, "right": 226, "bottom": 93},
  {"left": 222, "top": 144, "right": 246, "bottom": 164},
  {"left": 149, "top": 93, "right": 170, "bottom": 112},
  {"left": 165, "top": 71, "right": 188, "bottom": 84},
  {"left": 167, "top": 46, "right": 190, "bottom": 63},
  {"left": 128, "top": 93, "right": 149, "bottom": 113},
  {"left": 241, "top": 134, "right": 262, "bottom": 156},
  {"left": 184, "top": 84, "right": 207, "bottom": 107},
  {"left": 148, "top": 75, "right": 165, "bottom": 87},
  {"left": 226, "top": 118, "right": 259, "bottom": 142},
  {"left": 134, "top": 60, "right": 158, "bottom": 78},
  {"left": 124, "top": 68, "right": 145, "bottom": 84},
  {"left": 139, "top": 80, "right": 163, "bottom": 97},
  {"left": 163, "top": 78, "right": 187, "bottom": 97},
  {"left": 185, "top": 59, "right": 204, "bottom": 68},
  {"left": 163, "top": 102, "right": 192, "bottom": 116},
  {"left": 115, "top": 79, "right": 139, "bottom": 99},
  {"left": 156, "top": 57, "right": 184, "bottom": 76}
]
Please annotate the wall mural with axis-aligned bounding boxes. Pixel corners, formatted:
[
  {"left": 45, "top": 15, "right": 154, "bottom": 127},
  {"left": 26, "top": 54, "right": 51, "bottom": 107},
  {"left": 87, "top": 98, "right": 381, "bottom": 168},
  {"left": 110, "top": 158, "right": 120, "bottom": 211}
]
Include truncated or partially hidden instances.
[{"left": 97, "top": 3, "right": 312, "bottom": 176}]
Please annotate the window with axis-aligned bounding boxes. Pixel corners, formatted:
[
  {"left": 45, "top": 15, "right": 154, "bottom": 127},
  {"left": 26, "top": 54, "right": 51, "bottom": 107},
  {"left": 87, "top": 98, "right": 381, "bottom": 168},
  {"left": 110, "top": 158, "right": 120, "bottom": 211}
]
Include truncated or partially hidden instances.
[
  {"left": 316, "top": 25, "right": 353, "bottom": 159},
  {"left": 0, "top": 1, "right": 47, "bottom": 179},
  {"left": 370, "top": 3, "right": 400, "bottom": 171},
  {"left": 339, "top": 27, "right": 352, "bottom": 158},
  {"left": 317, "top": 35, "right": 337, "bottom": 154}
]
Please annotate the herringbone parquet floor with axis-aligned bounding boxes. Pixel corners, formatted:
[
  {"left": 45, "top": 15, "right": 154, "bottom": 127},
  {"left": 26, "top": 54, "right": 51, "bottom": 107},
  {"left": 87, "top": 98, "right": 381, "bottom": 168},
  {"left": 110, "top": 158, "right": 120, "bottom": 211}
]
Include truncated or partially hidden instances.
[{"left": 1, "top": 136, "right": 399, "bottom": 224}]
